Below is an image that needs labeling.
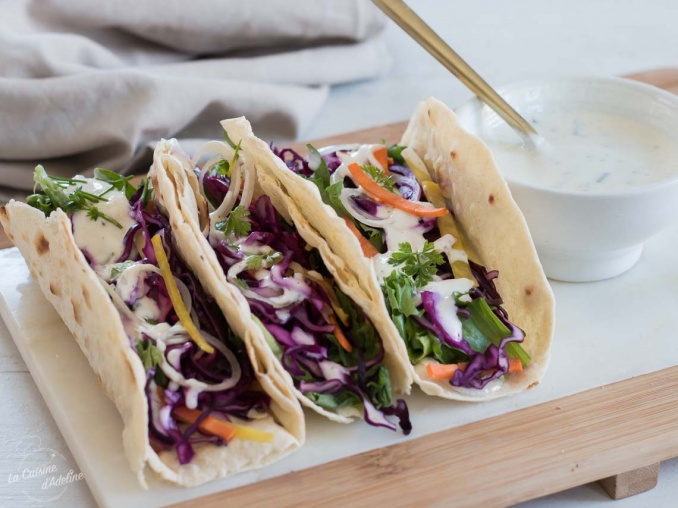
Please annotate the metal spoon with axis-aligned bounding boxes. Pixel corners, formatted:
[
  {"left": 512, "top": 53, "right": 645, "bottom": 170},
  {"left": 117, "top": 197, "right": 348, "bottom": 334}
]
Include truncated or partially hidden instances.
[{"left": 371, "top": 0, "right": 542, "bottom": 148}]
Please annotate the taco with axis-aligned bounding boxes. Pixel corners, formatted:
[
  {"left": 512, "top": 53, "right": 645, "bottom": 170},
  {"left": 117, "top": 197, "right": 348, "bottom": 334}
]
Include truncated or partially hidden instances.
[
  {"left": 150, "top": 135, "right": 412, "bottom": 434},
  {"left": 0, "top": 166, "right": 303, "bottom": 487},
  {"left": 240, "top": 97, "right": 555, "bottom": 400}
]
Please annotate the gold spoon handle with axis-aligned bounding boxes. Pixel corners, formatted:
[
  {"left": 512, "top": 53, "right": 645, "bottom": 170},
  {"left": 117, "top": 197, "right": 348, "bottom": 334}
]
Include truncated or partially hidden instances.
[{"left": 372, "top": 0, "right": 540, "bottom": 145}]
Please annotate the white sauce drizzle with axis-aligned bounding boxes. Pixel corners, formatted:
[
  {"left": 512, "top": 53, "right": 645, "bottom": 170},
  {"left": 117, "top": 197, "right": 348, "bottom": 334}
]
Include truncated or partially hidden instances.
[{"left": 68, "top": 177, "right": 136, "bottom": 266}]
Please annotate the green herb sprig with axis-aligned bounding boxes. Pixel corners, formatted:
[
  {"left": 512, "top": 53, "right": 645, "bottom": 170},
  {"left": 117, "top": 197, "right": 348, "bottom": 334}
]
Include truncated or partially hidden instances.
[
  {"left": 388, "top": 241, "right": 444, "bottom": 288},
  {"left": 27, "top": 166, "right": 124, "bottom": 229},
  {"left": 361, "top": 164, "right": 395, "bottom": 192},
  {"left": 215, "top": 205, "right": 251, "bottom": 237},
  {"left": 244, "top": 251, "right": 284, "bottom": 270}
]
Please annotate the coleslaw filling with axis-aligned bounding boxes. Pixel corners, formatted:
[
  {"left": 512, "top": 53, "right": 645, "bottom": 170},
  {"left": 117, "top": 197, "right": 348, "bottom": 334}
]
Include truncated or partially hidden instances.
[
  {"left": 28, "top": 169, "right": 270, "bottom": 464},
  {"left": 196, "top": 137, "right": 411, "bottom": 434},
  {"left": 275, "top": 143, "right": 530, "bottom": 390}
]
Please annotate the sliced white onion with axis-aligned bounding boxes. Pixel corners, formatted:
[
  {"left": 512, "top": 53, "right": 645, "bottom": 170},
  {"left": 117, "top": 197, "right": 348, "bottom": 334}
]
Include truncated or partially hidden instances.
[
  {"left": 211, "top": 158, "right": 242, "bottom": 224},
  {"left": 238, "top": 153, "right": 255, "bottom": 210},
  {"left": 154, "top": 329, "right": 242, "bottom": 398},
  {"left": 198, "top": 154, "right": 226, "bottom": 211},
  {"left": 338, "top": 187, "right": 397, "bottom": 229}
]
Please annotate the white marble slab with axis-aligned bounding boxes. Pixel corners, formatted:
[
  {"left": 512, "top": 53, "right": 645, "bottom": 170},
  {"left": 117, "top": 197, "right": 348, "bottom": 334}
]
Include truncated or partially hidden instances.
[{"left": 1, "top": 213, "right": 677, "bottom": 506}]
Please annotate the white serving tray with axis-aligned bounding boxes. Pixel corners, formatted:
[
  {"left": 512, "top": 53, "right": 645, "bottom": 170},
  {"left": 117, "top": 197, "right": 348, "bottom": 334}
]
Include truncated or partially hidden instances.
[{"left": 1, "top": 218, "right": 678, "bottom": 507}]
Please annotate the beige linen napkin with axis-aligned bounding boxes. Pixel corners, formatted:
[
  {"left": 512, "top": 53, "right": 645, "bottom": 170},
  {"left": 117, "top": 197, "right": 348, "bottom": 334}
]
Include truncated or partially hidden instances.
[{"left": 0, "top": 0, "right": 390, "bottom": 199}]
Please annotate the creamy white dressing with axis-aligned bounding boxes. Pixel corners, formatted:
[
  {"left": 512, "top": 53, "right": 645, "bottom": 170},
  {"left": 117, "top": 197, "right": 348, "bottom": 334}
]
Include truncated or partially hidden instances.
[
  {"left": 417, "top": 278, "right": 475, "bottom": 306},
  {"left": 432, "top": 296, "right": 463, "bottom": 340},
  {"left": 479, "top": 106, "right": 678, "bottom": 192},
  {"left": 332, "top": 146, "right": 472, "bottom": 311},
  {"left": 68, "top": 177, "right": 136, "bottom": 265}
]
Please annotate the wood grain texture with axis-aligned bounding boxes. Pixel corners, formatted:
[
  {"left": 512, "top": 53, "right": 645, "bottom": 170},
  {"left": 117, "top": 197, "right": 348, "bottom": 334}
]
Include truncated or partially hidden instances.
[
  {"left": 173, "top": 367, "right": 678, "bottom": 508},
  {"left": 599, "top": 463, "right": 660, "bottom": 500}
]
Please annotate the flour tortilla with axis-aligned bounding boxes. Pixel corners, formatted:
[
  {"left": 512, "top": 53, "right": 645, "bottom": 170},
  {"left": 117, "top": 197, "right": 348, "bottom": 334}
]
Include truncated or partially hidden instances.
[
  {"left": 237, "top": 98, "right": 555, "bottom": 401},
  {"left": 0, "top": 198, "right": 303, "bottom": 487},
  {"left": 151, "top": 131, "right": 413, "bottom": 427}
]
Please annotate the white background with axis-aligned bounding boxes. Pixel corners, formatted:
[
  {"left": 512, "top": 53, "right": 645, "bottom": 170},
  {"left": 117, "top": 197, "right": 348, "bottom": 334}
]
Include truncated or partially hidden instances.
[{"left": 1, "top": 1, "right": 678, "bottom": 506}]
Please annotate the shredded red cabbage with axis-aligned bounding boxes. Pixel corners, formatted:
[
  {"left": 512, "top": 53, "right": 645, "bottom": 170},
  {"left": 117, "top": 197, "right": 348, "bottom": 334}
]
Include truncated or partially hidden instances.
[
  {"left": 204, "top": 170, "right": 410, "bottom": 433},
  {"left": 123, "top": 191, "right": 270, "bottom": 464},
  {"left": 389, "top": 164, "right": 421, "bottom": 201}
]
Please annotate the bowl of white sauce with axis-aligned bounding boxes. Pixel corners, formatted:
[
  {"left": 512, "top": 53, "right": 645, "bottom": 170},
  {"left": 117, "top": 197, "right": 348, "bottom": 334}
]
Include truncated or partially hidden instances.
[{"left": 456, "top": 77, "right": 678, "bottom": 282}]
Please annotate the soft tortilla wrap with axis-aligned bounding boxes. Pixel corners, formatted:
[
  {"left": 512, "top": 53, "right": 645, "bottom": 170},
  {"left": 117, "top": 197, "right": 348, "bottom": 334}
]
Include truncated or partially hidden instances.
[
  {"left": 0, "top": 195, "right": 303, "bottom": 487},
  {"left": 151, "top": 132, "right": 413, "bottom": 426},
  {"left": 237, "top": 97, "right": 555, "bottom": 401}
]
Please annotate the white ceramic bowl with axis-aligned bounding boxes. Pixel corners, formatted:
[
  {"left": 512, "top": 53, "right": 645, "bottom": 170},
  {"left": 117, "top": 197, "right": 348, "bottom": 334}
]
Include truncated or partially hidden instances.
[{"left": 456, "top": 77, "right": 678, "bottom": 282}]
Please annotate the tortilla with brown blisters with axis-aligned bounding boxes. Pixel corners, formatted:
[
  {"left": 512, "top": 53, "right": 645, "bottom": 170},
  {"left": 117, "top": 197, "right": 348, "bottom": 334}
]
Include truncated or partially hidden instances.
[
  {"left": 242, "top": 98, "right": 555, "bottom": 401},
  {"left": 151, "top": 128, "right": 412, "bottom": 427},
  {"left": 1, "top": 199, "right": 301, "bottom": 488},
  {"left": 399, "top": 97, "right": 555, "bottom": 399}
]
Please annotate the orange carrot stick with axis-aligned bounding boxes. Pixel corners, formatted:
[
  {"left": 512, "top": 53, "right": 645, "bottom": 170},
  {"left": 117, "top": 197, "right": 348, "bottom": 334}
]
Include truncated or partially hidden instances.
[
  {"left": 426, "top": 362, "right": 468, "bottom": 380},
  {"left": 328, "top": 315, "right": 353, "bottom": 352},
  {"left": 347, "top": 162, "right": 448, "bottom": 217},
  {"left": 373, "top": 146, "right": 390, "bottom": 175},
  {"left": 173, "top": 406, "right": 237, "bottom": 442},
  {"left": 508, "top": 358, "right": 524, "bottom": 373},
  {"left": 343, "top": 217, "right": 379, "bottom": 258}
]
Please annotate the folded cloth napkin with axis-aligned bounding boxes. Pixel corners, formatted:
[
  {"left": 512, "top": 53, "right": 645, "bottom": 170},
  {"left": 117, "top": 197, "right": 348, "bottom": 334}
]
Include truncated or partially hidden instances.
[{"left": 0, "top": 0, "right": 390, "bottom": 200}]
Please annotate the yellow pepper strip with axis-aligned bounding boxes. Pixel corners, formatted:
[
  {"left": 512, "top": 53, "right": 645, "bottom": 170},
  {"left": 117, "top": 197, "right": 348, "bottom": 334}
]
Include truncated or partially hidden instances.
[
  {"left": 401, "top": 147, "right": 432, "bottom": 183},
  {"left": 402, "top": 148, "right": 478, "bottom": 282},
  {"left": 420, "top": 181, "right": 477, "bottom": 283},
  {"left": 173, "top": 406, "right": 274, "bottom": 443},
  {"left": 151, "top": 234, "right": 215, "bottom": 354},
  {"left": 230, "top": 423, "right": 275, "bottom": 443}
]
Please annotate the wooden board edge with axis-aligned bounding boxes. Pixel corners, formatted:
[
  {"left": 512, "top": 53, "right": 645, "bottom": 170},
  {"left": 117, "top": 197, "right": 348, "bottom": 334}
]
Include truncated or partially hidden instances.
[{"left": 170, "top": 366, "right": 678, "bottom": 508}]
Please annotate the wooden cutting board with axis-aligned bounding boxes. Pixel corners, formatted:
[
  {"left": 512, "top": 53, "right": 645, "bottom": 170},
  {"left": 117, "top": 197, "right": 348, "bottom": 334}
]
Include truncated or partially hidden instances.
[{"left": 2, "top": 68, "right": 678, "bottom": 507}]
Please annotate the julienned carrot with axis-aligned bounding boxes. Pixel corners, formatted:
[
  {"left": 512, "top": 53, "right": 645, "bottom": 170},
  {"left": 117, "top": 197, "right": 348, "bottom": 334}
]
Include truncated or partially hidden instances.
[
  {"left": 508, "top": 358, "right": 524, "bottom": 373},
  {"left": 373, "top": 146, "right": 390, "bottom": 175},
  {"left": 173, "top": 406, "right": 237, "bottom": 442},
  {"left": 328, "top": 315, "right": 353, "bottom": 352},
  {"left": 426, "top": 362, "right": 468, "bottom": 380},
  {"left": 343, "top": 217, "right": 379, "bottom": 258},
  {"left": 347, "top": 163, "right": 448, "bottom": 218},
  {"left": 173, "top": 406, "right": 275, "bottom": 443},
  {"left": 427, "top": 359, "right": 523, "bottom": 380}
]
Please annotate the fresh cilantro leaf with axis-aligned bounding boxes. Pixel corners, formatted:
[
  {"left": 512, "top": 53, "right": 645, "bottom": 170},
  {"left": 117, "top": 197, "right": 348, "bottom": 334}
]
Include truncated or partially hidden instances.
[
  {"left": 361, "top": 164, "right": 395, "bottom": 192},
  {"left": 94, "top": 167, "right": 137, "bottom": 200},
  {"left": 388, "top": 241, "right": 444, "bottom": 288},
  {"left": 215, "top": 205, "right": 251, "bottom": 237},
  {"left": 109, "top": 260, "right": 136, "bottom": 280},
  {"left": 86, "top": 205, "right": 123, "bottom": 228},
  {"left": 244, "top": 251, "right": 283, "bottom": 270},
  {"left": 135, "top": 340, "right": 164, "bottom": 370},
  {"left": 30, "top": 166, "right": 123, "bottom": 228}
]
